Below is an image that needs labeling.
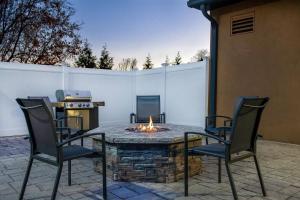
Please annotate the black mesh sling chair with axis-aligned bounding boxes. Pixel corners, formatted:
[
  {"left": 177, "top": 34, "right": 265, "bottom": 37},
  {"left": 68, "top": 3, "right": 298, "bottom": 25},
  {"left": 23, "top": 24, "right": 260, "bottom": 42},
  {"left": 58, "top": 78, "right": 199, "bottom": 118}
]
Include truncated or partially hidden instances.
[
  {"left": 130, "top": 95, "right": 166, "bottom": 124},
  {"left": 184, "top": 97, "right": 269, "bottom": 200},
  {"left": 28, "top": 96, "right": 85, "bottom": 145},
  {"left": 16, "top": 98, "right": 107, "bottom": 200},
  {"left": 205, "top": 97, "right": 259, "bottom": 145}
]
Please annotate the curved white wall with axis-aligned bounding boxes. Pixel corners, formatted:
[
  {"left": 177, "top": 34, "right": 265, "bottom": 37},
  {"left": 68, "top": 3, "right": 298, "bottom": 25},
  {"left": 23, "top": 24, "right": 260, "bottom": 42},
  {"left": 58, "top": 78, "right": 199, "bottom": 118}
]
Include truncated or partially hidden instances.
[
  {"left": 0, "top": 61, "right": 208, "bottom": 136},
  {"left": 165, "top": 64, "right": 208, "bottom": 126}
]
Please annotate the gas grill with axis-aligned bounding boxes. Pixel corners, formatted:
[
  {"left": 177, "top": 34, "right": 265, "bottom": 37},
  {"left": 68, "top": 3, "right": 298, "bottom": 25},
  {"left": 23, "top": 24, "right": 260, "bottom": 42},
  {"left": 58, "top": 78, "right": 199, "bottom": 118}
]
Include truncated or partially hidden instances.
[{"left": 52, "top": 90, "right": 105, "bottom": 130}]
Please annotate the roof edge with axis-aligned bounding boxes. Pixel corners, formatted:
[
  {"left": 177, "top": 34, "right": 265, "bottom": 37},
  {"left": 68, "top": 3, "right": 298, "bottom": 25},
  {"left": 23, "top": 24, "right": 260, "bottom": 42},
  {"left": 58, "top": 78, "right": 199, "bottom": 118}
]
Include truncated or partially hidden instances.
[{"left": 187, "top": 0, "right": 244, "bottom": 11}]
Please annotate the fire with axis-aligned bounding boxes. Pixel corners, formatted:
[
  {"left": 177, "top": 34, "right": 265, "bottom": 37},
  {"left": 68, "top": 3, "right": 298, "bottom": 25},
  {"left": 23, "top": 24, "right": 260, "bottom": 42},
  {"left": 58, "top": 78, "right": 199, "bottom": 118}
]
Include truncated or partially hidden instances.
[
  {"left": 137, "top": 116, "right": 157, "bottom": 133},
  {"left": 125, "top": 116, "right": 170, "bottom": 133},
  {"left": 149, "top": 115, "right": 154, "bottom": 129}
]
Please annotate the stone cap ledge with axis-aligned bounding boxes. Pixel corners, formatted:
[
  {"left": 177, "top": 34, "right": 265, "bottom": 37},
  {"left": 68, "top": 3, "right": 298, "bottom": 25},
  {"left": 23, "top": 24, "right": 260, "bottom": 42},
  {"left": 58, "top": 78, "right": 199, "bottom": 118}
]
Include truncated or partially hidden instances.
[{"left": 88, "top": 123, "right": 204, "bottom": 144}]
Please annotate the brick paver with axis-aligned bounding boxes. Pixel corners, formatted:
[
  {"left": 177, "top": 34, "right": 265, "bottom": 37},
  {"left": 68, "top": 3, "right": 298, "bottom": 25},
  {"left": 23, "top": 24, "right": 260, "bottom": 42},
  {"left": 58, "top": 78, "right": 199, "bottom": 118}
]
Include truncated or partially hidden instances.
[{"left": 0, "top": 136, "right": 299, "bottom": 200}]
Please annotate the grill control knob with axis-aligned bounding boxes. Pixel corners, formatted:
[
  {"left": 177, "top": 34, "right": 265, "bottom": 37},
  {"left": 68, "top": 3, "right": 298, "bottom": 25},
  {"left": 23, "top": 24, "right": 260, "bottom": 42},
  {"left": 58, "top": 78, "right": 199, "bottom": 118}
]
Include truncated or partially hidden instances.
[
  {"left": 69, "top": 103, "right": 73, "bottom": 107},
  {"left": 86, "top": 104, "right": 90, "bottom": 107},
  {"left": 78, "top": 104, "right": 82, "bottom": 108}
]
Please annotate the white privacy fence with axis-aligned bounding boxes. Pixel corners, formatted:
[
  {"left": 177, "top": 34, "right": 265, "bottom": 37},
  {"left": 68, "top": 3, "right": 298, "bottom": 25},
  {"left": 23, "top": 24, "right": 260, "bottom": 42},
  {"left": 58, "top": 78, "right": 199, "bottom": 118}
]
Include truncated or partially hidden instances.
[{"left": 0, "top": 61, "right": 208, "bottom": 136}]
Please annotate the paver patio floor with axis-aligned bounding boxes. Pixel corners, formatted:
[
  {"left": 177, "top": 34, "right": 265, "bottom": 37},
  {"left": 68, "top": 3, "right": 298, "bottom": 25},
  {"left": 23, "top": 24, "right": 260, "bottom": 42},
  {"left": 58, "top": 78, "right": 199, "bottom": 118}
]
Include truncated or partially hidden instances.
[{"left": 0, "top": 136, "right": 300, "bottom": 200}]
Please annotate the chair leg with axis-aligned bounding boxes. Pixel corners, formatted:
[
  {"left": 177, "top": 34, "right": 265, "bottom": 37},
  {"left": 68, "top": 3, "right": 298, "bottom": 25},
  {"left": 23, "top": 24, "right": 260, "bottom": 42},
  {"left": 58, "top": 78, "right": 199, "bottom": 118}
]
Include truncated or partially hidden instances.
[
  {"left": 68, "top": 160, "right": 71, "bottom": 186},
  {"left": 206, "top": 137, "right": 209, "bottom": 145},
  {"left": 218, "top": 158, "right": 222, "bottom": 183},
  {"left": 184, "top": 141, "right": 189, "bottom": 196},
  {"left": 102, "top": 156, "right": 107, "bottom": 200},
  {"left": 19, "top": 157, "right": 33, "bottom": 200},
  {"left": 225, "top": 161, "right": 238, "bottom": 200},
  {"left": 51, "top": 164, "right": 63, "bottom": 200},
  {"left": 253, "top": 155, "right": 267, "bottom": 196},
  {"left": 218, "top": 131, "right": 223, "bottom": 183},
  {"left": 81, "top": 137, "right": 83, "bottom": 146}
]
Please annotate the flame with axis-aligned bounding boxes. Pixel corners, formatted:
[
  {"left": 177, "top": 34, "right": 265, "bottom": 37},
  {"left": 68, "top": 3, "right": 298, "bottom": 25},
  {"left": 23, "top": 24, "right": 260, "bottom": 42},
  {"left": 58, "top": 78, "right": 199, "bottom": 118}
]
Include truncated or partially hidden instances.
[
  {"left": 149, "top": 116, "right": 154, "bottom": 130},
  {"left": 137, "top": 116, "right": 157, "bottom": 133}
]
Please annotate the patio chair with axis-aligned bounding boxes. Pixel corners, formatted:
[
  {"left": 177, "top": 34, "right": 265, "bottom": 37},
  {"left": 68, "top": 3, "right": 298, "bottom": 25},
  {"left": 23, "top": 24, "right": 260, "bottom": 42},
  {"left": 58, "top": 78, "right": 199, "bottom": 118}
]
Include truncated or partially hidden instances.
[
  {"left": 28, "top": 96, "right": 84, "bottom": 145},
  {"left": 184, "top": 96, "right": 269, "bottom": 200},
  {"left": 16, "top": 98, "right": 107, "bottom": 200},
  {"left": 205, "top": 97, "right": 259, "bottom": 145},
  {"left": 130, "top": 95, "right": 165, "bottom": 123}
]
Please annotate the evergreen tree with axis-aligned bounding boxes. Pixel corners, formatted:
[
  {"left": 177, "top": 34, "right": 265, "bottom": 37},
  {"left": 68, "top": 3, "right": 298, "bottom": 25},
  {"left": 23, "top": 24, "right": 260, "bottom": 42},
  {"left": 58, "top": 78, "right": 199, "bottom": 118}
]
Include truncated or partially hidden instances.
[
  {"left": 174, "top": 52, "right": 182, "bottom": 65},
  {"left": 75, "top": 41, "right": 96, "bottom": 68},
  {"left": 143, "top": 54, "right": 153, "bottom": 69},
  {"left": 98, "top": 44, "right": 114, "bottom": 70}
]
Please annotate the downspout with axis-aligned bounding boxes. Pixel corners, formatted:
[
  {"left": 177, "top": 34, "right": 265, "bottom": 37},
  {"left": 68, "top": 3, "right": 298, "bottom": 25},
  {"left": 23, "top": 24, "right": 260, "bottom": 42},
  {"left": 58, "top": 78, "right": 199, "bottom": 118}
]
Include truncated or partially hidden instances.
[{"left": 200, "top": 4, "right": 218, "bottom": 118}]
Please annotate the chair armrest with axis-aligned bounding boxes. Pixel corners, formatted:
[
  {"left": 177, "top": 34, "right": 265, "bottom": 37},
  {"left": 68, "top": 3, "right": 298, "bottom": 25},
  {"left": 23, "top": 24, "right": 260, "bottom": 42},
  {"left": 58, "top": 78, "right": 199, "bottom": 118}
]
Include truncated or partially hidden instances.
[
  {"left": 160, "top": 112, "right": 166, "bottom": 123},
  {"left": 185, "top": 131, "right": 230, "bottom": 145},
  {"left": 57, "top": 132, "right": 105, "bottom": 148},
  {"left": 206, "top": 115, "right": 232, "bottom": 120},
  {"left": 206, "top": 115, "right": 232, "bottom": 128},
  {"left": 130, "top": 113, "right": 136, "bottom": 123}
]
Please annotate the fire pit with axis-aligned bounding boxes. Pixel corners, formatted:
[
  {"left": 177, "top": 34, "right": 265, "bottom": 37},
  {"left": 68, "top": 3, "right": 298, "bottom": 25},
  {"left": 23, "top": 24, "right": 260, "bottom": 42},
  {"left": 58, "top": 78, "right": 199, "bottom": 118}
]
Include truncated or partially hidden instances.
[
  {"left": 125, "top": 116, "right": 170, "bottom": 133},
  {"left": 89, "top": 122, "right": 203, "bottom": 183}
]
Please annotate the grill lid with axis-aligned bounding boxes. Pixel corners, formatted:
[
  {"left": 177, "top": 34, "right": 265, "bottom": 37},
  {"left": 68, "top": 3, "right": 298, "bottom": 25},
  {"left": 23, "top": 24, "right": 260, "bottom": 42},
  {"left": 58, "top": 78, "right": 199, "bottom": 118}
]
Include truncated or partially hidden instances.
[{"left": 56, "top": 90, "right": 92, "bottom": 102}]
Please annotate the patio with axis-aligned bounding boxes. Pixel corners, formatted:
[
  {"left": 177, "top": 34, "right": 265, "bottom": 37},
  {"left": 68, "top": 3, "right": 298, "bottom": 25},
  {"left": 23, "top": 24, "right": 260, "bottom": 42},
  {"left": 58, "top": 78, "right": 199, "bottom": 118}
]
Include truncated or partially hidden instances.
[
  {"left": 1, "top": 136, "right": 299, "bottom": 200},
  {"left": 1, "top": 1, "right": 300, "bottom": 199}
]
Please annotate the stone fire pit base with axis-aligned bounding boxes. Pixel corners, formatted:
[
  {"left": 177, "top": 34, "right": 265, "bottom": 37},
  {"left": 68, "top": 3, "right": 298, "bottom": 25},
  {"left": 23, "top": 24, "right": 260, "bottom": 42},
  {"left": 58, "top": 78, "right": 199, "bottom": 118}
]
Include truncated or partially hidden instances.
[
  {"left": 90, "top": 124, "right": 203, "bottom": 183},
  {"left": 93, "top": 140, "right": 202, "bottom": 183}
]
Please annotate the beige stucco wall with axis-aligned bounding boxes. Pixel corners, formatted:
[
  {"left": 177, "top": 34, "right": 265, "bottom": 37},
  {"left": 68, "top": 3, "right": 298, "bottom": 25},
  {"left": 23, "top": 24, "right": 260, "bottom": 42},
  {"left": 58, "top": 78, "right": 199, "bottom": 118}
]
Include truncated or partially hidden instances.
[{"left": 213, "top": 0, "right": 300, "bottom": 144}]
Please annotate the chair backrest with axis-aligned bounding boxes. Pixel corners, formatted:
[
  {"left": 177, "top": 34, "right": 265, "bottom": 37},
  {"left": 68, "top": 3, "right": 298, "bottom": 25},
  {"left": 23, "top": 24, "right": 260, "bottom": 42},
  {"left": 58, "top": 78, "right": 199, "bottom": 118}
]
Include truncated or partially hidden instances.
[
  {"left": 136, "top": 95, "right": 161, "bottom": 123},
  {"left": 27, "top": 96, "right": 55, "bottom": 117},
  {"left": 229, "top": 97, "right": 269, "bottom": 154},
  {"left": 16, "top": 98, "right": 58, "bottom": 157}
]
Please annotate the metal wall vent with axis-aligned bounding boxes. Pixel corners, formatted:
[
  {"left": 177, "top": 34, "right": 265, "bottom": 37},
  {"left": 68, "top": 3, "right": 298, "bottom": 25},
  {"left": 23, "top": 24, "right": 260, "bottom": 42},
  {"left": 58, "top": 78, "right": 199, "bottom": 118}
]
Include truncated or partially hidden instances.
[{"left": 231, "top": 12, "right": 254, "bottom": 35}]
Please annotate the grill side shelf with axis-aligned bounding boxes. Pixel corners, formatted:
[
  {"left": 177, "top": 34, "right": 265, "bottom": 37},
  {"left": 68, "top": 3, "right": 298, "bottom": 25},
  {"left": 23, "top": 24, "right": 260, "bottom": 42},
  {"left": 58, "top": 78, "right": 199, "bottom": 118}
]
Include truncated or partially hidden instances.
[{"left": 51, "top": 101, "right": 105, "bottom": 108}]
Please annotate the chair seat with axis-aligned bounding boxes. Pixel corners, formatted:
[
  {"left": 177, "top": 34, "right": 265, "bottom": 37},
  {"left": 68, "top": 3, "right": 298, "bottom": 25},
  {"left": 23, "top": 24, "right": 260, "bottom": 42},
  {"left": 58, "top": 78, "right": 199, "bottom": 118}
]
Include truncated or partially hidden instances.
[
  {"left": 63, "top": 145, "right": 100, "bottom": 161},
  {"left": 189, "top": 143, "right": 226, "bottom": 158},
  {"left": 206, "top": 126, "right": 231, "bottom": 135}
]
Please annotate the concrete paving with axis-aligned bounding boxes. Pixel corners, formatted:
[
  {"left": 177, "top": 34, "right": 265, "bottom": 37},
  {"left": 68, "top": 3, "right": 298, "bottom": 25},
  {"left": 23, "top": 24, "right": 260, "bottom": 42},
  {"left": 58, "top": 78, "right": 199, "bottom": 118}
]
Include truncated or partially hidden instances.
[{"left": 0, "top": 136, "right": 299, "bottom": 200}]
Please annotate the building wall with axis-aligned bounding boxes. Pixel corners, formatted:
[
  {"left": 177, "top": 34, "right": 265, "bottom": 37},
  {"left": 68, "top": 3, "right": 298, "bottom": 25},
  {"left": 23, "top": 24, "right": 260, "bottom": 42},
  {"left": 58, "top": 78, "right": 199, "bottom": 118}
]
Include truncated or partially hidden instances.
[
  {"left": 0, "top": 61, "right": 208, "bottom": 136},
  {"left": 213, "top": 0, "right": 300, "bottom": 144}
]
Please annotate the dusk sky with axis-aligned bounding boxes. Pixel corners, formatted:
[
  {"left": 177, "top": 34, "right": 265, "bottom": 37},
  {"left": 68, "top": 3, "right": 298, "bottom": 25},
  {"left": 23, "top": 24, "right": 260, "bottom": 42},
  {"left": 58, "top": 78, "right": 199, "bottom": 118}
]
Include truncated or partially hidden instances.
[{"left": 71, "top": 0, "right": 210, "bottom": 68}]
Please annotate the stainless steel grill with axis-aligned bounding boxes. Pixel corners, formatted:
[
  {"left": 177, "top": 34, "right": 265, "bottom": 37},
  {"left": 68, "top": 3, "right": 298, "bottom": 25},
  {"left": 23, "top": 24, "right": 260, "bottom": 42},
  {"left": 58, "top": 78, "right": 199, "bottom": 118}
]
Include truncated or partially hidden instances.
[
  {"left": 53, "top": 90, "right": 105, "bottom": 130},
  {"left": 56, "top": 90, "right": 91, "bottom": 102}
]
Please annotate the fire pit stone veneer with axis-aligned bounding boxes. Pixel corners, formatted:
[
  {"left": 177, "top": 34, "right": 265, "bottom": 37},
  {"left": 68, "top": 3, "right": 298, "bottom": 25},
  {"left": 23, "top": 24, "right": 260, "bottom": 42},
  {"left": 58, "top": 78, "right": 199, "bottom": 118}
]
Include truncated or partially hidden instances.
[{"left": 89, "top": 124, "right": 203, "bottom": 183}]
